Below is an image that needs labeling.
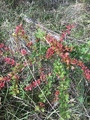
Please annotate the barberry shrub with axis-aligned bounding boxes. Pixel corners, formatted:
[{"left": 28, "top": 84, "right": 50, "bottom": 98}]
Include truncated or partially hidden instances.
[{"left": 0, "top": 23, "right": 90, "bottom": 120}]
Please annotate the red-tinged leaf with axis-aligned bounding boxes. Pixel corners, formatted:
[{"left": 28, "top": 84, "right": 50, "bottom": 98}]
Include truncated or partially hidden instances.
[{"left": 24, "top": 84, "right": 33, "bottom": 91}]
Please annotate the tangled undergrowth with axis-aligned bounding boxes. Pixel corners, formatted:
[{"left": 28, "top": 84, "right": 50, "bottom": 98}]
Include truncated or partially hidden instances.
[
  {"left": 0, "top": 0, "right": 90, "bottom": 120},
  {"left": 0, "top": 23, "right": 90, "bottom": 120}
]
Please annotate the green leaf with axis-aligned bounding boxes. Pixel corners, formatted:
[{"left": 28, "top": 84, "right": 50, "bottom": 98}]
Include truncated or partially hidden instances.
[
  {"left": 65, "top": 94, "right": 69, "bottom": 102},
  {"left": 78, "top": 96, "right": 84, "bottom": 104},
  {"left": 35, "top": 28, "right": 46, "bottom": 39},
  {"left": 41, "top": 108, "right": 45, "bottom": 112},
  {"left": 35, "top": 105, "right": 40, "bottom": 112}
]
